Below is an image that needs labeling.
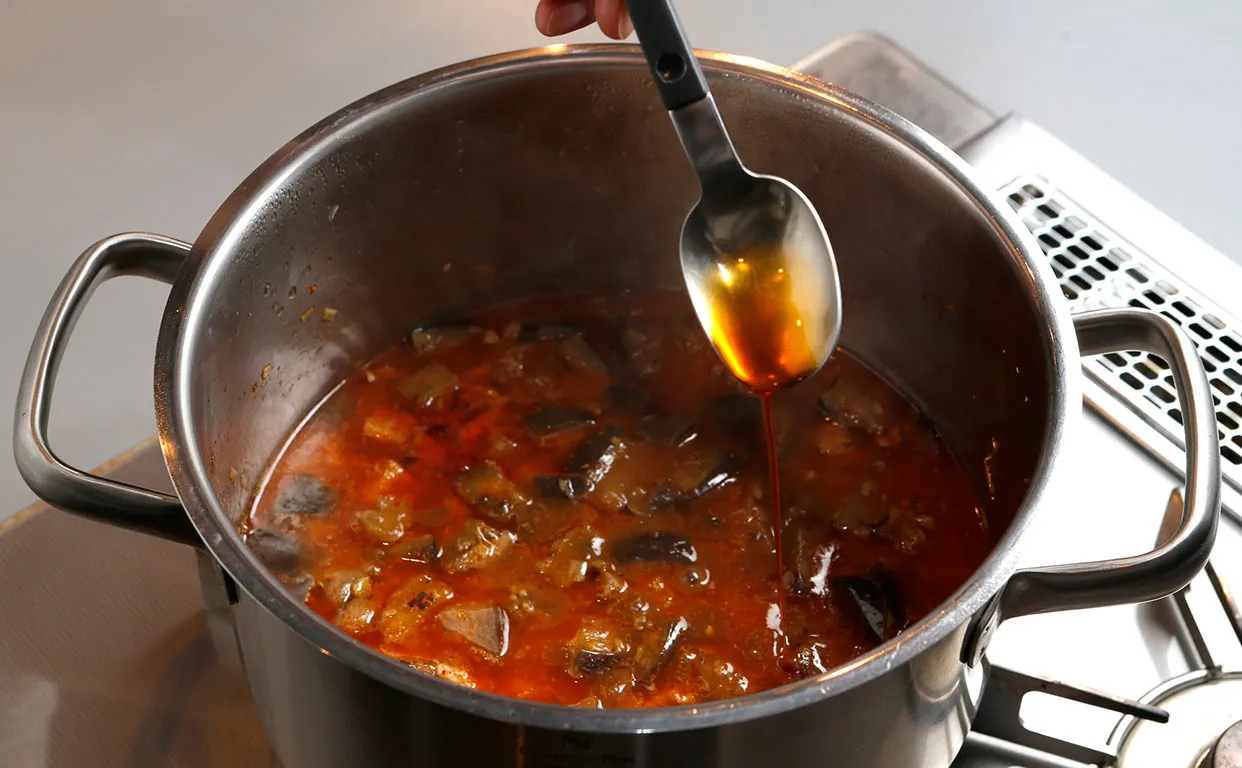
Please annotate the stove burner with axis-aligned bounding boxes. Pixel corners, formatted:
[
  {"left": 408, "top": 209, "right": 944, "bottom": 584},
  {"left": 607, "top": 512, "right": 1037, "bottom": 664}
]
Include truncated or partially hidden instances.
[
  {"left": 1108, "top": 489, "right": 1242, "bottom": 768},
  {"left": 1110, "top": 671, "right": 1242, "bottom": 768},
  {"left": 1209, "top": 720, "right": 1242, "bottom": 768}
]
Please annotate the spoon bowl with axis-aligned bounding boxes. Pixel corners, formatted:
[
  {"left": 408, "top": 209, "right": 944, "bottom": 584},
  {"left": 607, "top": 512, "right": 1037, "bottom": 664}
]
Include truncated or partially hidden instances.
[
  {"left": 681, "top": 159, "right": 841, "bottom": 392},
  {"left": 626, "top": 0, "right": 842, "bottom": 390}
]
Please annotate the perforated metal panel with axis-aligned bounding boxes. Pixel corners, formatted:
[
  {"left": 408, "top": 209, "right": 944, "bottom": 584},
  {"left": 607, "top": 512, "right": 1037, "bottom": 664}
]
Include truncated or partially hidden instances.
[{"left": 1004, "top": 177, "right": 1242, "bottom": 485}]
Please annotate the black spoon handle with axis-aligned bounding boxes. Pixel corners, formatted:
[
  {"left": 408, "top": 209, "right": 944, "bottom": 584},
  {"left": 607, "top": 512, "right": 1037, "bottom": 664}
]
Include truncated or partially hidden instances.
[{"left": 624, "top": 0, "right": 710, "bottom": 111}]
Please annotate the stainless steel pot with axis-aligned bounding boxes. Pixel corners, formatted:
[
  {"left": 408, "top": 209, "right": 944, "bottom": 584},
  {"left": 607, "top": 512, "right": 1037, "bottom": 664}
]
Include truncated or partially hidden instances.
[{"left": 14, "top": 45, "right": 1222, "bottom": 768}]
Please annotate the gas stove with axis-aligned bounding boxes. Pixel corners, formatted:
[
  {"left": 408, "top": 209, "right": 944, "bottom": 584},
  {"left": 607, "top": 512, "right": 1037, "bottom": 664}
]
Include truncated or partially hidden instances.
[{"left": 3, "top": 31, "right": 1241, "bottom": 768}]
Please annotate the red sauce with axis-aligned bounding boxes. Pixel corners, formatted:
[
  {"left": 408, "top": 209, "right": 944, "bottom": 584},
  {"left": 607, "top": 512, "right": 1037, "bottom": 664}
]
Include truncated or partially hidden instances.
[{"left": 246, "top": 291, "right": 993, "bottom": 707}]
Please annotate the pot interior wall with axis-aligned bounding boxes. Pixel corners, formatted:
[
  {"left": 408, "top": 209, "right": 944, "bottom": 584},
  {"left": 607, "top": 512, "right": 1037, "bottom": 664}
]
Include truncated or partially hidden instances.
[{"left": 184, "top": 51, "right": 1053, "bottom": 549}]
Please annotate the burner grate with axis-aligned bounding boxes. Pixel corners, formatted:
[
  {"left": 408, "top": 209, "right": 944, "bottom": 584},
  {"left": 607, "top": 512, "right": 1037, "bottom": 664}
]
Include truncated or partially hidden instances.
[{"left": 1003, "top": 177, "right": 1242, "bottom": 479}]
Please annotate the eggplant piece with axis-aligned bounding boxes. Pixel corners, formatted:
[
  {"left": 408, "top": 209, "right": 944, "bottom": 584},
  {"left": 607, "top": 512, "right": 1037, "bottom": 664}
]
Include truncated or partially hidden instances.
[
  {"left": 620, "top": 324, "right": 663, "bottom": 376},
  {"left": 516, "top": 500, "right": 597, "bottom": 544},
  {"left": 409, "top": 324, "right": 481, "bottom": 354},
  {"left": 834, "top": 569, "right": 907, "bottom": 643},
  {"left": 534, "top": 474, "right": 591, "bottom": 500},
  {"left": 605, "top": 383, "right": 653, "bottom": 417},
  {"left": 701, "top": 394, "right": 762, "bottom": 444},
  {"left": 438, "top": 604, "right": 510, "bottom": 657},
  {"left": 633, "top": 616, "right": 689, "bottom": 685},
  {"left": 246, "top": 528, "right": 302, "bottom": 573},
  {"left": 523, "top": 406, "right": 596, "bottom": 438},
  {"left": 613, "top": 532, "right": 697, "bottom": 565},
  {"left": 565, "top": 426, "right": 625, "bottom": 484},
  {"left": 646, "top": 451, "right": 741, "bottom": 511},
  {"left": 442, "top": 519, "right": 517, "bottom": 573},
  {"left": 832, "top": 486, "right": 888, "bottom": 536},
  {"left": 792, "top": 641, "right": 830, "bottom": 677},
  {"left": 575, "top": 649, "right": 623, "bottom": 676},
  {"left": 397, "top": 362, "right": 459, "bottom": 407},
  {"left": 273, "top": 475, "right": 337, "bottom": 516},
  {"left": 784, "top": 519, "right": 835, "bottom": 597},
  {"left": 517, "top": 323, "right": 581, "bottom": 342},
  {"left": 391, "top": 534, "right": 439, "bottom": 563},
  {"left": 635, "top": 414, "right": 698, "bottom": 449},
  {"left": 558, "top": 335, "right": 609, "bottom": 375},
  {"left": 568, "top": 620, "right": 631, "bottom": 677},
  {"left": 453, "top": 461, "right": 530, "bottom": 521}
]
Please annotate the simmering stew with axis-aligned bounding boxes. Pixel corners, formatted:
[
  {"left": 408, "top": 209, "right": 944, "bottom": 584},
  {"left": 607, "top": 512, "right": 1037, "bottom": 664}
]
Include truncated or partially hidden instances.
[{"left": 245, "top": 291, "right": 993, "bottom": 707}]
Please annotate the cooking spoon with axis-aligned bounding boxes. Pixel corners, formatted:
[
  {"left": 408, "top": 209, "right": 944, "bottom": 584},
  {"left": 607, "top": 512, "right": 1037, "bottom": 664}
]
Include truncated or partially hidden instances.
[{"left": 625, "top": 0, "right": 842, "bottom": 392}]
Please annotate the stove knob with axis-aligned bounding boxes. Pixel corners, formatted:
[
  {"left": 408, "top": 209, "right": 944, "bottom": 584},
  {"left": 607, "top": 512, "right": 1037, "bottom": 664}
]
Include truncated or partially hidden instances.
[{"left": 1210, "top": 721, "right": 1242, "bottom": 768}]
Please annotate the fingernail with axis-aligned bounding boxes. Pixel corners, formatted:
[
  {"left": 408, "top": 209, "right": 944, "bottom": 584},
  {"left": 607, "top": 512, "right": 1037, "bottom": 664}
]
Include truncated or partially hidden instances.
[
  {"left": 547, "top": 2, "right": 589, "bottom": 35},
  {"left": 616, "top": 9, "right": 634, "bottom": 39}
]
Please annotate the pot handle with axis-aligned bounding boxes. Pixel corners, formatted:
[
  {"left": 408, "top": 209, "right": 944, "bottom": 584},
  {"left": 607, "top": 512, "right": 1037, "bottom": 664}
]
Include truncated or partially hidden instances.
[
  {"left": 13, "top": 232, "right": 202, "bottom": 547},
  {"left": 963, "top": 307, "right": 1221, "bottom": 665}
]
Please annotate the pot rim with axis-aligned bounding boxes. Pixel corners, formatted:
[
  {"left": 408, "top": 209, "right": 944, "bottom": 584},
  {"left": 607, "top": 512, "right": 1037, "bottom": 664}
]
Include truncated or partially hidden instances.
[{"left": 155, "top": 43, "right": 1077, "bottom": 732}]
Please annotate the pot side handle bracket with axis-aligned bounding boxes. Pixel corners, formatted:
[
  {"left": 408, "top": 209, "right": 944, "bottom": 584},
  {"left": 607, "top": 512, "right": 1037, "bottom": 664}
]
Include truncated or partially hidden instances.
[
  {"left": 13, "top": 232, "right": 203, "bottom": 548},
  {"left": 963, "top": 308, "right": 1222, "bottom": 666}
]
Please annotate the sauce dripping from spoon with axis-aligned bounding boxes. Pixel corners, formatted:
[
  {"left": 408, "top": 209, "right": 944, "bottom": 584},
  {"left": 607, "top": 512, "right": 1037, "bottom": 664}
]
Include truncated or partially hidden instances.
[{"left": 686, "top": 243, "right": 839, "bottom": 655}]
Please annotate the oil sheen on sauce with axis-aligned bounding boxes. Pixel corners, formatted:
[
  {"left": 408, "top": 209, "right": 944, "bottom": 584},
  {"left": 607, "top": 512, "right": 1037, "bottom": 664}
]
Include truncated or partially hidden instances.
[{"left": 245, "top": 291, "right": 992, "bottom": 707}]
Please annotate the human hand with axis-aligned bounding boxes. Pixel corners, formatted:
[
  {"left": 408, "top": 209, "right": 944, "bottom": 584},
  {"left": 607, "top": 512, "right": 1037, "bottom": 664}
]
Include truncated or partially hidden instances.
[{"left": 535, "top": 0, "right": 634, "bottom": 40}]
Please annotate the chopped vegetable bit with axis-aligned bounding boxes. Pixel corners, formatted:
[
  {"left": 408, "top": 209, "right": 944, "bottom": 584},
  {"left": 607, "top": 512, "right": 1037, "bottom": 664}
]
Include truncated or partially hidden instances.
[
  {"left": 442, "top": 519, "right": 517, "bottom": 573},
  {"left": 410, "top": 325, "right": 481, "bottom": 354},
  {"left": 397, "top": 362, "right": 459, "bottom": 407},
  {"left": 516, "top": 500, "right": 596, "bottom": 543},
  {"left": 410, "top": 659, "right": 475, "bottom": 688},
  {"left": 335, "top": 598, "right": 378, "bottom": 634},
  {"left": 453, "top": 461, "right": 529, "bottom": 521},
  {"left": 380, "top": 576, "right": 453, "bottom": 644},
  {"left": 358, "top": 507, "right": 407, "bottom": 545},
  {"left": 538, "top": 526, "right": 605, "bottom": 587},
  {"left": 568, "top": 619, "right": 630, "bottom": 677},
  {"left": 438, "top": 604, "right": 510, "bottom": 657},
  {"left": 363, "top": 412, "right": 414, "bottom": 445}
]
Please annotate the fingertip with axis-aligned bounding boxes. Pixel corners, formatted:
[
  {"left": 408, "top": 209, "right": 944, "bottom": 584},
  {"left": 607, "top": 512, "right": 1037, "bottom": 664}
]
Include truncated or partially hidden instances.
[
  {"left": 594, "top": 0, "right": 626, "bottom": 39},
  {"left": 537, "top": 0, "right": 595, "bottom": 36},
  {"left": 615, "top": 7, "right": 633, "bottom": 40},
  {"left": 535, "top": 2, "right": 554, "bottom": 36}
]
